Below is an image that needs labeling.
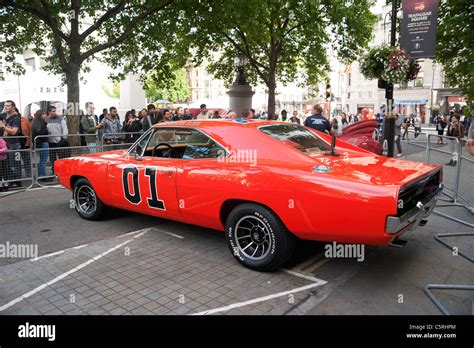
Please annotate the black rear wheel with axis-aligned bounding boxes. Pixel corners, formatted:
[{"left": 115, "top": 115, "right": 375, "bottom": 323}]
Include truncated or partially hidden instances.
[{"left": 225, "top": 203, "right": 296, "bottom": 271}]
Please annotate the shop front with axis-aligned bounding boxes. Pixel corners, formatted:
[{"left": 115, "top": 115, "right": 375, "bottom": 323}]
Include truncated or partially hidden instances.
[{"left": 395, "top": 99, "right": 428, "bottom": 122}]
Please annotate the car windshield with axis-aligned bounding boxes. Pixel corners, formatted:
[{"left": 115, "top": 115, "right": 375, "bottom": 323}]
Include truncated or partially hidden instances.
[{"left": 259, "top": 124, "right": 330, "bottom": 155}]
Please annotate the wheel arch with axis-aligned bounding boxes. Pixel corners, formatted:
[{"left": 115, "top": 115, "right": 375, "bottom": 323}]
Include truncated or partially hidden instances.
[
  {"left": 219, "top": 199, "right": 293, "bottom": 234},
  {"left": 70, "top": 175, "right": 86, "bottom": 189}
]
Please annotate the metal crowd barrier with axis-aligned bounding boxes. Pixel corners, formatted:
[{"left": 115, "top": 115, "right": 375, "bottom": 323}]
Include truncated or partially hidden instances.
[
  {"left": 0, "top": 131, "right": 145, "bottom": 196},
  {"left": 32, "top": 134, "right": 95, "bottom": 187},
  {"left": 101, "top": 132, "right": 143, "bottom": 152},
  {"left": 0, "top": 136, "right": 34, "bottom": 196},
  {"left": 401, "top": 131, "right": 473, "bottom": 228}
]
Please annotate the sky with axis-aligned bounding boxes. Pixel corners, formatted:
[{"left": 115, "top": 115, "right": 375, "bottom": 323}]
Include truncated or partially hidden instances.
[{"left": 374, "top": 0, "right": 387, "bottom": 14}]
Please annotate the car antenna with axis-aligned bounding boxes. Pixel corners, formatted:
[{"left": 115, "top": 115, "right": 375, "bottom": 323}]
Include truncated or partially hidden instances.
[{"left": 324, "top": 134, "right": 340, "bottom": 156}]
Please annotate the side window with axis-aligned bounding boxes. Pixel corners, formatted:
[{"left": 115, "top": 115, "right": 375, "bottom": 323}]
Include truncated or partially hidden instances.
[
  {"left": 181, "top": 131, "right": 225, "bottom": 159},
  {"left": 141, "top": 127, "right": 227, "bottom": 159},
  {"left": 130, "top": 130, "right": 153, "bottom": 156}
]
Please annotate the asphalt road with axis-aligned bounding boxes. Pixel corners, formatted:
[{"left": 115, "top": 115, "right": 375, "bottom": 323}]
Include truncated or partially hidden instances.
[{"left": 0, "top": 187, "right": 169, "bottom": 266}]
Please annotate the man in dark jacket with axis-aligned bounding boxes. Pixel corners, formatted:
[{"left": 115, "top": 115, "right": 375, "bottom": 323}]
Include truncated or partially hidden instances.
[
  {"left": 304, "top": 104, "right": 331, "bottom": 134},
  {"left": 142, "top": 104, "right": 156, "bottom": 131},
  {"left": 0, "top": 100, "right": 23, "bottom": 187},
  {"left": 81, "top": 102, "right": 99, "bottom": 153}
]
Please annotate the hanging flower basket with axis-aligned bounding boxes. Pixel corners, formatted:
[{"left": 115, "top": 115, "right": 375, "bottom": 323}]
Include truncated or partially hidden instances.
[{"left": 360, "top": 45, "right": 420, "bottom": 85}]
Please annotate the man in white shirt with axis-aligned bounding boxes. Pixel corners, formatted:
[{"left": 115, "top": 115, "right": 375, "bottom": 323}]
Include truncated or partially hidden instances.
[{"left": 414, "top": 114, "right": 422, "bottom": 138}]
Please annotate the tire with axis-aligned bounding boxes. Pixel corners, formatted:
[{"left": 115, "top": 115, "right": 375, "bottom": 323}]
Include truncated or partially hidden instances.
[
  {"left": 225, "top": 203, "right": 296, "bottom": 271},
  {"left": 73, "top": 178, "right": 106, "bottom": 221}
]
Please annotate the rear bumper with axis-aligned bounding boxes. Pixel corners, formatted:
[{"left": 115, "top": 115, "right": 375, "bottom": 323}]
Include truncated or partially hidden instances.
[{"left": 386, "top": 184, "right": 443, "bottom": 234}]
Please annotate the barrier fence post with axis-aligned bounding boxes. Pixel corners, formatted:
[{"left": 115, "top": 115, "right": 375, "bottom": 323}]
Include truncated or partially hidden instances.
[
  {"left": 452, "top": 138, "right": 462, "bottom": 203},
  {"left": 426, "top": 134, "right": 431, "bottom": 163}
]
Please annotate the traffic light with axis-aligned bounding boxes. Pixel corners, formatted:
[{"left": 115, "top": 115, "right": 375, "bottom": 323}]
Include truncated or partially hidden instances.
[{"left": 326, "top": 84, "right": 331, "bottom": 100}]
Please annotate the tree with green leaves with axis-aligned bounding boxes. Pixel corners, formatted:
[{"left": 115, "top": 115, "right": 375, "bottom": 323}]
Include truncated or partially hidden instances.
[
  {"left": 101, "top": 81, "right": 120, "bottom": 99},
  {"left": 436, "top": 0, "right": 474, "bottom": 102},
  {"left": 144, "top": 67, "right": 190, "bottom": 103},
  {"left": 0, "top": 0, "right": 178, "bottom": 136},
  {"left": 182, "top": 0, "right": 377, "bottom": 118}
]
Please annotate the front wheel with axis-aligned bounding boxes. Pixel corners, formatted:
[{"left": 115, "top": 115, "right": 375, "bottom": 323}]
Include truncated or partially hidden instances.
[
  {"left": 225, "top": 203, "right": 296, "bottom": 271},
  {"left": 73, "top": 178, "right": 106, "bottom": 220}
]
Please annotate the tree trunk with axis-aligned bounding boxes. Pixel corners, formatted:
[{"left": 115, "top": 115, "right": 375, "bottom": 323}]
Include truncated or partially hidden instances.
[
  {"left": 65, "top": 65, "right": 81, "bottom": 146},
  {"left": 266, "top": 71, "right": 277, "bottom": 120}
]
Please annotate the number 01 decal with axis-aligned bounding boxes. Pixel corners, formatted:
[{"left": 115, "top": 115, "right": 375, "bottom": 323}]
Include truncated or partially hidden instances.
[{"left": 122, "top": 166, "right": 166, "bottom": 210}]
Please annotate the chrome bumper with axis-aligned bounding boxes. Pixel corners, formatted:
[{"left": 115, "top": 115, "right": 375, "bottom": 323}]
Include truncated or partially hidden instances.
[{"left": 386, "top": 184, "right": 444, "bottom": 234}]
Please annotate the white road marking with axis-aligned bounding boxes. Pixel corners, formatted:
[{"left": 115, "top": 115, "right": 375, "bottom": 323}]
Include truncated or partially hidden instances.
[
  {"left": 119, "top": 228, "right": 183, "bottom": 239},
  {"left": 30, "top": 250, "right": 65, "bottom": 262},
  {"left": 282, "top": 269, "right": 327, "bottom": 284},
  {"left": 0, "top": 231, "right": 148, "bottom": 312},
  {"left": 72, "top": 244, "right": 88, "bottom": 250},
  {"left": 123, "top": 230, "right": 143, "bottom": 236},
  {"left": 156, "top": 230, "right": 184, "bottom": 239},
  {"left": 192, "top": 280, "right": 326, "bottom": 315},
  {"left": 26, "top": 185, "right": 64, "bottom": 191}
]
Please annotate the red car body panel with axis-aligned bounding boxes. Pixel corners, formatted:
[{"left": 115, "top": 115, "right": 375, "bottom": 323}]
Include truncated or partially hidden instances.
[{"left": 55, "top": 120, "right": 441, "bottom": 245}]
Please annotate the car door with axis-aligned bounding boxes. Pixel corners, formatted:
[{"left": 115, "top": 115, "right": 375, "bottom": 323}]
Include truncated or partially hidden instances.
[{"left": 106, "top": 128, "right": 180, "bottom": 219}]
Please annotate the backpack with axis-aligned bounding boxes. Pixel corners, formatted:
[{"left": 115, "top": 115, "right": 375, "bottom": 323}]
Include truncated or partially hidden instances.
[{"left": 0, "top": 137, "right": 8, "bottom": 160}]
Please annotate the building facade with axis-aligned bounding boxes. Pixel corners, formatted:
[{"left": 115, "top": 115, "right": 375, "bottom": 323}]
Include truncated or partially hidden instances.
[{"left": 339, "top": 4, "right": 466, "bottom": 124}]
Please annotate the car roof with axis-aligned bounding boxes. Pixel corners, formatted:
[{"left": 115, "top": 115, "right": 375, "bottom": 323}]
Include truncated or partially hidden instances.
[{"left": 152, "top": 118, "right": 284, "bottom": 129}]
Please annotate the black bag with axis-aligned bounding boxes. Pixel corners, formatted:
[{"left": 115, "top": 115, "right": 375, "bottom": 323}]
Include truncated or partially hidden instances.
[{"left": 58, "top": 139, "right": 71, "bottom": 158}]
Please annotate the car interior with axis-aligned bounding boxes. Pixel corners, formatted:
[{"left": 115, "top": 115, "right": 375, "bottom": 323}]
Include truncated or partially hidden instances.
[{"left": 137, "top": 128, "right": 225, "bottom": 159}]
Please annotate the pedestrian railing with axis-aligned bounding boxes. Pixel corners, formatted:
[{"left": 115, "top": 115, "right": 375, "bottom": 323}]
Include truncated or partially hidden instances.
[
  {"left": 101, "top": 132, "right": 143, "bottom": 152},
  {"left": 0, "top": 136, "right": 34, "bottom": 195},
  {"left": 401, "top": 131, "right": 473, "bottom": 228},
  {"left": 0, "top": 132, "right": 146, "bottom": 196}
]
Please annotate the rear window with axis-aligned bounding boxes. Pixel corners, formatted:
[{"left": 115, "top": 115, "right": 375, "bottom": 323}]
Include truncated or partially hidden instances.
[{"left": 259, "top": 124, "right": 330, "bottom": 155}]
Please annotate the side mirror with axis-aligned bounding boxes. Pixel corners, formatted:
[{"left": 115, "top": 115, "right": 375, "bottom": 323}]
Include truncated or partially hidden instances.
[{"left": 134, "top": 152, "right": 143, "bottom": 161}]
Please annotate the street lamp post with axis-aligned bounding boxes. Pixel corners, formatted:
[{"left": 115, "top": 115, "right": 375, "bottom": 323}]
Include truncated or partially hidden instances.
[
  {"left": 227, "top": 53, "right": 254, "bottom": 116},
  {"left": 382, "top": 0, "right": 398, "bottom": 157}
]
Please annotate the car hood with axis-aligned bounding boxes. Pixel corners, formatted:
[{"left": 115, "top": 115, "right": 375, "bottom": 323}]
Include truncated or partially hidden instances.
[{"left": 311, "top": 151, "right": 440, "bottom": 187}]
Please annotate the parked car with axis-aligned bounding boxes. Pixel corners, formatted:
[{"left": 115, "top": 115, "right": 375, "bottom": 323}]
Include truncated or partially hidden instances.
[
  {"left": 339, "top": 119, "right": 383, "bottom": 155},
  {"left": 54, "top": 120, "right": 443, "bottom": 271}
]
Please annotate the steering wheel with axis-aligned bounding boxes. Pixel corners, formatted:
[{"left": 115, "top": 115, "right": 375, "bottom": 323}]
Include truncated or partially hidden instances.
[{"left": 152, "top": 143, "right": 174, "bottom": 158}]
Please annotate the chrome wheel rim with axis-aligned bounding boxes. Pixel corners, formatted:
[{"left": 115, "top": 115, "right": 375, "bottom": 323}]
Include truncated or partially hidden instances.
[
  {"left": 235, "top": 215, "right": 272, "bottom": 260},
  {"left": 76, "top": 186, "right": 97, "bottom": 215}
]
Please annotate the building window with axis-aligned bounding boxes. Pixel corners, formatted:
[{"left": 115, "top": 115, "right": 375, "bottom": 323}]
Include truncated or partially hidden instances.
[
  {"left": 358, "top": 92, "right": 362, "bottom": 99},
  {"left": 25, "top": 57, "right": 36, "bottom": 71},
  {"left": 347, "top": 92, "right": 350, "bottom": 99},
  {"left": 204, "top": 80, "right": 210, "bottom": 88},
  {"left": 414, "top": 73, "right": 424, "bottom": 88},
  {"left": 348, "top": 73, "right": 351, "bottom": 86},
  {"left": 368, "top": 91, "right": 372, "bottom": 98},
  {"left": 442, "top": 73, "right": 450, "bottom": 88}
]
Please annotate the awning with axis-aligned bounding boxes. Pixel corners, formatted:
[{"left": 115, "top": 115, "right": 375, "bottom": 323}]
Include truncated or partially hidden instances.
[{"left": 395, "top": 99, "right": 428, "bottom": 105}]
